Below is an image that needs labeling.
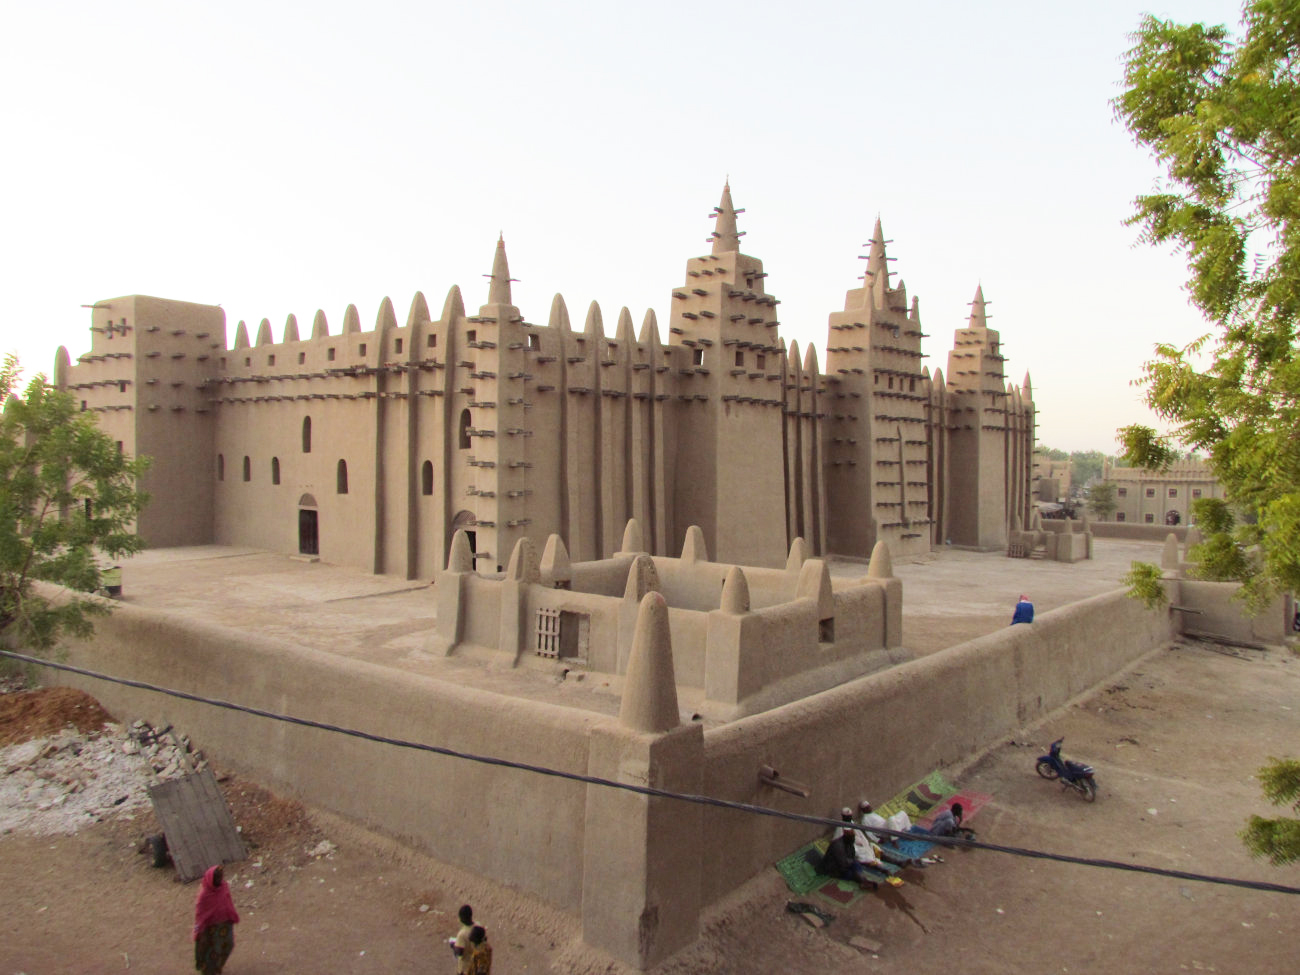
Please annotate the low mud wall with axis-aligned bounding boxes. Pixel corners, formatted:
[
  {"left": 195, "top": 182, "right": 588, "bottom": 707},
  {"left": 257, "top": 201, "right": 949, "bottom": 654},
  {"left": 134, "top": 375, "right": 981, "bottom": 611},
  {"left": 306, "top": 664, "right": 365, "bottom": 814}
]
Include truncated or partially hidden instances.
[
  {"left": 695, "top": 587, "right": 1176, "bottom": 906},
  {"left": 1176, "top": 580, "right": 1292, "bottom": 646},
  {"left": 36, "top": 596, "right": 599, "bottom": 913},
  {"left": 1088, "top": 522, "right": 1188, "bottom": 542},
  {"left": 31, "top": 580, "right": 1179, "bottom": 963}
]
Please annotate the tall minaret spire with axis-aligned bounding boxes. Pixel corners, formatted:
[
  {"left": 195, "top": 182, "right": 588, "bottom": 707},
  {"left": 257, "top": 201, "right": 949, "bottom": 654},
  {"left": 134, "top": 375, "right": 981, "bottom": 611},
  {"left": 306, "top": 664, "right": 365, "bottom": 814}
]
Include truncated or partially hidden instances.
[
  {"left": 486, "top": 234, "right": 516, "bottom": 306},
  {"left": 864, "top": 216, "right": 889, "bottom": 282},
  {"left": 709, "top": 182, "right": 746, "bottom": 255},
  {"left": 968, "top": 284, "right": 989, "bottom": 328}
]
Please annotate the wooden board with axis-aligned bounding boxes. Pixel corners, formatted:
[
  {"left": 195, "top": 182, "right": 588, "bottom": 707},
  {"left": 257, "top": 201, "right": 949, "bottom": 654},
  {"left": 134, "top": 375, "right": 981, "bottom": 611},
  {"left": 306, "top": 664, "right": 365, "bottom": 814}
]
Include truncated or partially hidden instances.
[{"left": 147, "top": 768, "right": 246, "bottom": 883}]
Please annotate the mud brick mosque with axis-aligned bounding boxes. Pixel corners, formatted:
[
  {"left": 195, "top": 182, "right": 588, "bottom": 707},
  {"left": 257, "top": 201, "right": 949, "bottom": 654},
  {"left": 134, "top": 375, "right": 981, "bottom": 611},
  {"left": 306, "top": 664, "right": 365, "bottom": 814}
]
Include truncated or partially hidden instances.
[
  {"left": 56, "top": 184, "right": 1035, "bottom": 577},
  {"left": 40, "top": 187, "right": 1150, "bottom": 969}
]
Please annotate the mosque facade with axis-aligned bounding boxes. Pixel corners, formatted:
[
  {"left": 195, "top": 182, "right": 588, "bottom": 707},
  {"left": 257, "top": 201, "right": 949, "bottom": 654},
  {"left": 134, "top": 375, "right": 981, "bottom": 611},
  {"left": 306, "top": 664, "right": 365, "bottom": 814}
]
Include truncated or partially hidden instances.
[{"left": 54, "top": 186, "right": 1035, "bottom": 575}]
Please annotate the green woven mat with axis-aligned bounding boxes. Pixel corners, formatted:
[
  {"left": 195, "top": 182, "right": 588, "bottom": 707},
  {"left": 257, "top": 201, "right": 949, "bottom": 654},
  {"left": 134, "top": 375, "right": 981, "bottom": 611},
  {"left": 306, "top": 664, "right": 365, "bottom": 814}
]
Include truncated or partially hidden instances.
[{"left": 775, "top": 837, "right": 830, "bottom": 895}]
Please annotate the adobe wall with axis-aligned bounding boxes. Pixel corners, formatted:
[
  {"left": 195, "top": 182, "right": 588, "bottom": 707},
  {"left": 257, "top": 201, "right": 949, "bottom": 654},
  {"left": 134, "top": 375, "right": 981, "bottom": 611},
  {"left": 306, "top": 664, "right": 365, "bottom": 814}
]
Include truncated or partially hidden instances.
[
  {"left": 693, "top": 588, "right": 1176, "bottom": 905},
  {"left": 1176, "top": 581, "right": 1292, "bottom": 646},
  {"left": 1087, "top": 522, "right": 1189, "bottom": 542},
  {"left": 37, "top": 595, "right": 598, "bottom": 913},
  {"left": 32, "top": 578, "right": 1181, "bottom": 966}
]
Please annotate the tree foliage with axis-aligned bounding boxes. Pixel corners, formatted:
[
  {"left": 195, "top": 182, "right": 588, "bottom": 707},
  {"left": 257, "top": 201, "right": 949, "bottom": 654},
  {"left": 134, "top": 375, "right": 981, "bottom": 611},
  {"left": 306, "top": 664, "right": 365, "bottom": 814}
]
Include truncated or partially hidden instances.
[
  {"left": 0, "top": 355, "right": 148, "bottom": 650},
  {"left": 1070, "top": 450, "right": 1106, "bottom": 487},
  {"left": 1087, "top": 481, "right": 1119, "bottom": 519},
  {"left": 1241, "top": 757, "right": 1300, "bottom": 865},
  {"left": 1114, "top": 0, "right": 1300, "bottom": 610},
  {"left": 1122, "top": 560, "right": 1168, "bottom": 609}
]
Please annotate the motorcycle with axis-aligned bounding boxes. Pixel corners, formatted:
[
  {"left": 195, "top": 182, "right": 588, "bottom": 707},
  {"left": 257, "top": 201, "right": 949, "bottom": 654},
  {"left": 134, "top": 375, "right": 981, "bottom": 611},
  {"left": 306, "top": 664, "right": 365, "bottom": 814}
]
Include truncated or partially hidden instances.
[{"left": 1035, "top": 737, "right": 1098, "bottom": 801}]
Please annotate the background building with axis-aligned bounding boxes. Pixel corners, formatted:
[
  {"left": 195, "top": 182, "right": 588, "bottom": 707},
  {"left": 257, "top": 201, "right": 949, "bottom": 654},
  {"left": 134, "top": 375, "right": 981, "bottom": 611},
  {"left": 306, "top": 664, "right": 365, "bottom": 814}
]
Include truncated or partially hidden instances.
[{"left": 1101, "top": 457, "right": 1223, "bottom": 525}]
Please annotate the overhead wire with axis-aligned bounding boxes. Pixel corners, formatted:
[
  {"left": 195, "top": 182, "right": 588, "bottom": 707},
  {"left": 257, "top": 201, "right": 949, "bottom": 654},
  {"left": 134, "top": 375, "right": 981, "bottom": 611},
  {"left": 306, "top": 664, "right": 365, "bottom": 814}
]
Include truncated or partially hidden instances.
[{"left": 3, "top": 647, "right": 1298, "bottom": 897}]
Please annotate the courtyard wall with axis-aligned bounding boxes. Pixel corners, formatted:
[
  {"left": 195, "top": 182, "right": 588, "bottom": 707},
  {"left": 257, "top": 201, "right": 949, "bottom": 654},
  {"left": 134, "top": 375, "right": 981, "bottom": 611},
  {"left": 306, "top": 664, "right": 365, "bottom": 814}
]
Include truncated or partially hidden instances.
[{"left": 36, "top": 581, "right": 1176, "bottom": 961}]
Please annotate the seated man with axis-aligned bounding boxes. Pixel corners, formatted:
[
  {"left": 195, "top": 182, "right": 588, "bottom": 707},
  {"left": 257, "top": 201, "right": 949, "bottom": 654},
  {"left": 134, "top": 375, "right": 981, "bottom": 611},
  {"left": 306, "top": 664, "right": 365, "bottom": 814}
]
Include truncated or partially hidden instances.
[
  {"left": 1011, "top": 594, "right": 1035, "bottom": 625},
  {"left": 820, "top": 808, "right": 877, "bottom": 889},
  {"left": 925, "top": 802, "right": 974, "bottom": 839},
  {"left": 856, "top": 802, "right": 923, "bottom": 868}
]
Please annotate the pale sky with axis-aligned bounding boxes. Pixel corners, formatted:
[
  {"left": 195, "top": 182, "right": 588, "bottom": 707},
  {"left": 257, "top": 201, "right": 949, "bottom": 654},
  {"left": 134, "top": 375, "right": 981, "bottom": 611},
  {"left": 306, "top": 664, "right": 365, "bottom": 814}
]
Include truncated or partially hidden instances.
[{"left": 0, "top": 0, "right": 1245, "bottom": 452}]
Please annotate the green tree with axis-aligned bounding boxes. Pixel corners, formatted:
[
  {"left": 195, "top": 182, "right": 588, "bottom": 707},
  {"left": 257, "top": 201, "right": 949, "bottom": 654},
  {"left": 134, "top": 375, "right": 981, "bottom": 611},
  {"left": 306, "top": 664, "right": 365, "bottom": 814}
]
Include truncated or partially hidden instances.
[
  {"left": 1037, "top": 445, "right": 1070, "bottom": 461},
  {"left": 1070, "top": 450, "right": 1106, "bottom": 487},
  {"left": 0, "top": 355, "right": 148, "bottom": 651},
  {"left": 1114, "top": 1, "right": 1300, "bottom": 610},
  {"left": 1241, "top": 757, "right": 1300, "bottom": 866},
  {"left": 1086, "top": 481, "right": 1119, "bottom": 520}
]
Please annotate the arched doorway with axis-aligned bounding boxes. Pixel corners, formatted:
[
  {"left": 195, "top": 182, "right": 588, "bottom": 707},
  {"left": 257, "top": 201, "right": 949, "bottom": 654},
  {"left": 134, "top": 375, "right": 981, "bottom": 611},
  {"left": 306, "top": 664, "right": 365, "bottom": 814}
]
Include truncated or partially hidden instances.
[
  {"left": 451, "top": 509, "right": 477, "bottom": 559},
  {"left": 299, "top": 493, "right": 319, "bottom": 556}
]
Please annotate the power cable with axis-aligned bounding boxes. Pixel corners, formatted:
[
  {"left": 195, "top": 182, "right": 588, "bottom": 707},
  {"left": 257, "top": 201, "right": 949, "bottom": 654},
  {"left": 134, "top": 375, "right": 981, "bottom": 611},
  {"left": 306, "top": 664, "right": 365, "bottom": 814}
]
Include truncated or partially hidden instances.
[{"left": 3, "top": 647, "right": 1298, "bottom": 896}]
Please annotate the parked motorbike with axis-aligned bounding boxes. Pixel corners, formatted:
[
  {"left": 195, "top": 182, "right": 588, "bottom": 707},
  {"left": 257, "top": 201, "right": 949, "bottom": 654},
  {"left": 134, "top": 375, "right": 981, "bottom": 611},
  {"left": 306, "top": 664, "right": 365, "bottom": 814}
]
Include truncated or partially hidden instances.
[{"left": 1035, "top": 737, "right": 1098, "bottom": 801}]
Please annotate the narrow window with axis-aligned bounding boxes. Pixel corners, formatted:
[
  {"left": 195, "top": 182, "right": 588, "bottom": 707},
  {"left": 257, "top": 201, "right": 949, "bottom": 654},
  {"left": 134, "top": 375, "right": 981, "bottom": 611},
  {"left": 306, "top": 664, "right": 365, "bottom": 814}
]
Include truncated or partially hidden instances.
[
  {"left": 1116, "top": 512, "right": 1127, "bottom": 522},
  {"left": 217, "top": 454, "right": 224, "bottom": 481},
  {"left": 888, "top": 376, "right": 895, "bottom": 389},
  {"left": 1168, "top": 488, "right": 1178, "bottom": 498},
  {"left": 394, "top": 338, "right": 403, "bottom": 354},
  {"left": 1192, "top": 488, "right": 1202, "bottom": 499},
  {"left": 1117, "top": 487, "right": 1127, "bottom": 498},
  {"left": 80, "top": 400, "right": 87, "bottom": 411},
  {"left": 298, "top": 352, "right": 306, "bottom": 364},
  {"left": 693, "top": 348, "right": 704, "bottom": 366},
  {"left": 757, "top": 353, "right": 765, "bottom": 370},
  {"left": 819, "top": 618, "right": 835, "bottom": 643},
  {"left": 528, "top": 333, "right": 540, "bottom": 351},
  {"left": 337, "top": 459, "right": 349, "bottom": 494},
  {"left": 268, "top": 354, "right": 276, "bottom": 366},
  {"left": 1145, "top": 488, "right": 1155, "bottom": 498},
  {"left": 467, "top": 330, "right": 477, "bottom": 345},
  {"left": 427, "top": 334, "right": 437, "bottom": 349},
  {"left": 118, "top": 381, "right": 126, "bottom": 393},
  {"left": 458, "top": 409, "right": 472, "bottom": 449},
  {"left": 1143, "top": 512, "right": 1154, "bottom": 524},
  {"left": 328, "top": 347, "right": 336, "bottom": 361},
  {"left": 271, "top": 457, "right": 281, "bottom": 485},
  {"left": 116, "top": 441, "right": 123, "bottom": 454},
  {"left": 910, "top": 378, "right": 916, "bottom": 392},
  {"left": 244, "top": 357, "right": 251, "bottom": 367},
  {"left": 302, "top": 416, "right": 312, "bottom": 453},
  {"left": 735, "top": 350, "right": 744, "bottom": 367},
  {"left": 422, "top": 460, "right": 434, "bottom": 495},
  {"left": 242, "top": 456, "right": 251, "bottom": 482},
  {"left": 358, "top": 343, "right": 367, "bottom": 356}
]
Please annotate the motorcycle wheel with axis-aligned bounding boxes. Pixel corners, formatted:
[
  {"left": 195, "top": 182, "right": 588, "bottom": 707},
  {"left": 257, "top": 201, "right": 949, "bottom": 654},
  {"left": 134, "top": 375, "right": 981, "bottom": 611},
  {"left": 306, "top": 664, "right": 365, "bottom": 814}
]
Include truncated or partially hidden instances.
[
  {"left": 1078, "top": 777, "right": 1098, "bottom": 802},
  {"left": 1035, "top": 759, "right": 1059, "bottom": 780}
]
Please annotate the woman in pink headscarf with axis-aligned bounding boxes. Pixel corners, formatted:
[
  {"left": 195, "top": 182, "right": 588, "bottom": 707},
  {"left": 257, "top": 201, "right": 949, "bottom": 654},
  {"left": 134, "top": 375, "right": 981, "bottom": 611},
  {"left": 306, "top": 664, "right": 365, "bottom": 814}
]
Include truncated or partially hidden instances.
[{"left": 193, "top": 864, "right": 240, "bottom": 974}]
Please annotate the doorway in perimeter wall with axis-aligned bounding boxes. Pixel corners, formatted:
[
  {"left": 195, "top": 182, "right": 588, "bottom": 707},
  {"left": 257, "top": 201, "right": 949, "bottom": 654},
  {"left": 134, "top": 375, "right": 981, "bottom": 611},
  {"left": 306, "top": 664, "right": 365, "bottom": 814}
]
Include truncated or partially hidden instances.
[
  {"left": 298, "top": 494, "right": 319, "bottom": 555},
  {"left": 559, "top": 611, "right": 589, "bottom": 660}
]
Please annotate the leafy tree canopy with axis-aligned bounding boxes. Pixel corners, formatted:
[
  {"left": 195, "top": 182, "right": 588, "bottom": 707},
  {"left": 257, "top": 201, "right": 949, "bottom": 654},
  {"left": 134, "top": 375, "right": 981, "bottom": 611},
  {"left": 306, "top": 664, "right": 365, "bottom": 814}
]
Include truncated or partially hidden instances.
[
  {"left": 1087, "top": 481, "right": 1119, "bottom": 519},
  {"left": 1241, "top": 757, "right": 1300, "bottom": 866},
  {"left": 1114, "top": 0, "right": 1300, "bottom": 609},
  {"left": 0, "top": 355, "right": 148, "bottom": 650}
]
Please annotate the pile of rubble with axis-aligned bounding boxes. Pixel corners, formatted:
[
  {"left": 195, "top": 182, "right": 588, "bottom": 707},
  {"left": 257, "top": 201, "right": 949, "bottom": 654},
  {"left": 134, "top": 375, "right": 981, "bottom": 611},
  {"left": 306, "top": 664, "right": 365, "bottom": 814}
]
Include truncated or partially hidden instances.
[{"left": 0, "top": 717, "right": 205, "bottom": 837}]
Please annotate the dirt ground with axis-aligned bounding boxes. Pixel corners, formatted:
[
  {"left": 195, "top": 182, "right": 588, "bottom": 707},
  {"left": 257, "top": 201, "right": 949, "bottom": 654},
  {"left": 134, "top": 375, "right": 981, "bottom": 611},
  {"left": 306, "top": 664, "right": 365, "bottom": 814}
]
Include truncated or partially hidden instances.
[{"left": 3, "top": 636, "right": 1298, "bottom": 974}]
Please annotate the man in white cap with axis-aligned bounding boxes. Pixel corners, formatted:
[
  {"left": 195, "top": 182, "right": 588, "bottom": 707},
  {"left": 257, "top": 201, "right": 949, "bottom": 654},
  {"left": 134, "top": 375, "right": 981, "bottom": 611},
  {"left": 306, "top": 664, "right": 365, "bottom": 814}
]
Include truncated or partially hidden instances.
[{"left": 855, "top": 801, "right": 923, "bottom": 869}]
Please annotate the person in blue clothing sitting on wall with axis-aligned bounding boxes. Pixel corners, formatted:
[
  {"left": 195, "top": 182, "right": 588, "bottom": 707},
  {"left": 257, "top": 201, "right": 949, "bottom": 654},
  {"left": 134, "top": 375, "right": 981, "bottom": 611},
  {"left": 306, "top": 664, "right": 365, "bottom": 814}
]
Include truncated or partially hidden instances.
[{"left": 1011, "top": 594, "right": 1034, "bottom": 625}]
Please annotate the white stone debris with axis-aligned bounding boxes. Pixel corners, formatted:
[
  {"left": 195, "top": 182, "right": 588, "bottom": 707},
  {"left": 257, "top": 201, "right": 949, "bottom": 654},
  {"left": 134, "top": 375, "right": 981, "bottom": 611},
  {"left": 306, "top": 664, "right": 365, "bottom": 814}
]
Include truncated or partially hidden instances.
[{"left": 0, "top": 717, "right": 207, "bottom": 837}]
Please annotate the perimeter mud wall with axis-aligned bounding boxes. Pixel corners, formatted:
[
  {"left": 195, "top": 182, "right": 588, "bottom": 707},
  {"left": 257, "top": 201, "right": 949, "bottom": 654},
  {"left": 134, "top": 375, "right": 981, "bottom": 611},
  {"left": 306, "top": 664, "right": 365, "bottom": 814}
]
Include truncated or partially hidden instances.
[
  {"left": 693, "top": 588, "right": 1176, "bottom": 906},
  {"left": 37, "top": 596, "right": 601, "bottom": 914},
  {"left": 35, "top": 582, "right": 1176, "bottom": 964}
]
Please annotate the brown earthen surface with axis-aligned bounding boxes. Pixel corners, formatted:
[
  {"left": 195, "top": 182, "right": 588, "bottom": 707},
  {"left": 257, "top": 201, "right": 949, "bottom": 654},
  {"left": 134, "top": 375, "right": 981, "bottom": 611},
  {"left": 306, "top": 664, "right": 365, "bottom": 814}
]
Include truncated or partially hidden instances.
[{"left": 3, "top": 635, "right": 1296, "bottom": 974}]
